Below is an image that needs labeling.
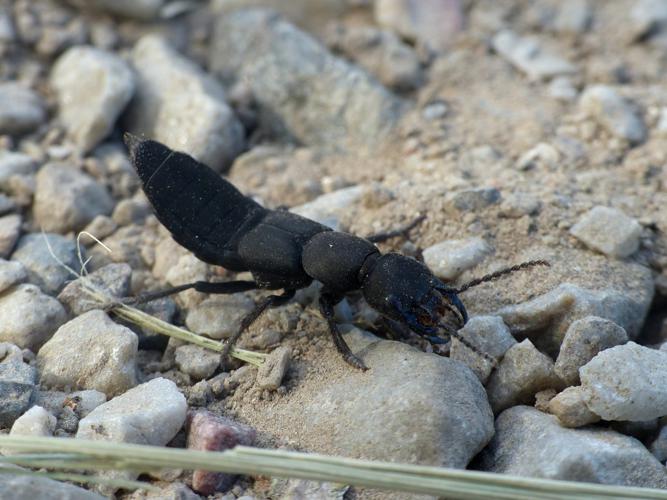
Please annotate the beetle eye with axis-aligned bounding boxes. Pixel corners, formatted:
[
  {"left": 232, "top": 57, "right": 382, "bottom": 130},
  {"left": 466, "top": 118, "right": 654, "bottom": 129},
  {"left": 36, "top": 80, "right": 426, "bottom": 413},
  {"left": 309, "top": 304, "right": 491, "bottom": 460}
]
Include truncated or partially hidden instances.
[{"left": 417, "top": 310, "right": 434, "bottom": 326}]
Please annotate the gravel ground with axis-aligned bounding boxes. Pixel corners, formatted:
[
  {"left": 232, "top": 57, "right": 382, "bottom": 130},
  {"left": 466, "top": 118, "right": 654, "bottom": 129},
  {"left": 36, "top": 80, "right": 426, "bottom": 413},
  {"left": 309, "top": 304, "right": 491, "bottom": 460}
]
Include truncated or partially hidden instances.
[{"left": 1, "top": 1, "right": 667, "bottom": 499}]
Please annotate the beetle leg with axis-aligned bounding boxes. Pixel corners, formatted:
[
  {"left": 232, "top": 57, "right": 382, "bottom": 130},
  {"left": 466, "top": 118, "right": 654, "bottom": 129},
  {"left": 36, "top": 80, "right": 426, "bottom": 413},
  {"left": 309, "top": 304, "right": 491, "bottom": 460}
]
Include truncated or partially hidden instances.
[
  {"left": 319, "top": 291, "right": 368, "bottom": 370},
  {"left": 221, "top": 288, "right": 296, "bottom": 361},
  {"left": 123, "top": 280, "right": 259, "bottom": 305},
  {"left": 365, "top": 214, "right": 425, "bottom": 244}
]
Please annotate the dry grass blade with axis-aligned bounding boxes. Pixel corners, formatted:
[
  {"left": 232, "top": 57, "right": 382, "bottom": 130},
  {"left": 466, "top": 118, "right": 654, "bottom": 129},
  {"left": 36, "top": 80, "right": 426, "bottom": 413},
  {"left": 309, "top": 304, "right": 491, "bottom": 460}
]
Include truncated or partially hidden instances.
[{"left": 0, "top": 436, "right": 666, "bottom": 500}]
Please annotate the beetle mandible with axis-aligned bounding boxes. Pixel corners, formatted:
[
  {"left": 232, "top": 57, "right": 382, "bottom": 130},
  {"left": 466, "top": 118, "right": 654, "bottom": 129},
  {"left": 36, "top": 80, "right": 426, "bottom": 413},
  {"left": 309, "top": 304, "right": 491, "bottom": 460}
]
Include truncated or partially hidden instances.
[{"left": 123, "top": 134, "right": 546, "bottom": 370}]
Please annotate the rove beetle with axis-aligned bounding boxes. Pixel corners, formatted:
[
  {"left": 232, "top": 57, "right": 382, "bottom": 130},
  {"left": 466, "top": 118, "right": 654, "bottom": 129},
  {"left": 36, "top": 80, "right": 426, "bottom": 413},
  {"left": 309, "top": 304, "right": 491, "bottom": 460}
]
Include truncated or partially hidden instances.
[{"left": 124, "top": 134, "right": 546, "bottom": 370}]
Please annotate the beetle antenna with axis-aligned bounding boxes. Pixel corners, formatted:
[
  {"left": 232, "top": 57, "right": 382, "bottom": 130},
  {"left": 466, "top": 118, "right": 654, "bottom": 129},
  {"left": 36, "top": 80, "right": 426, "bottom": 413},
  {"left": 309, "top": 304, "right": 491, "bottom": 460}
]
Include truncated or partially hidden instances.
[
  {"left": 440, "top": 323, "right": 498, "bottom": 366},
  {"left": 454, "top": 260, "right": 550, "bottom": 294}
]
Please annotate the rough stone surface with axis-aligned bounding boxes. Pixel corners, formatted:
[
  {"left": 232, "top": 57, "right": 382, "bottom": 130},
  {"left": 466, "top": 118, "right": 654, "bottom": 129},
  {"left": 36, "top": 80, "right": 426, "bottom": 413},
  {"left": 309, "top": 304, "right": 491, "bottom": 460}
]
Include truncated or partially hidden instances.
[
  {"left": 186, "top": 410, "right": 256, "bottom": 495},
  {"left": 0, "top": 349, "right": 37, "bottom": 428},
  {"left": 51, "top": 46, "right": 135, "bottom": 152},
  {"left": 450, "top": 315, "right": 516, "bottom": 384},
  {"left": 125, "top": 35, "right": 245, "bottom": 172},
  {"left": 34, "top": 164, "right": 114, "bottom": 234},
  {"left": 0, "top": 259, "right": 27, "bottom": 293},
  {"left": 58, "top": 263, "right": 132, "bottom": 315},
  {"left": 547, "top": 386, "right": 601, "bottom": 428},
  {"left": 0, "top": 284, "right": 67, "bottom": 351},
  {"left": 0, "top": 472, "right": 104, "bottom": 499},
  {"left": 11, "top": 233, "right": 79, "bottom": 295},
  {"left": 76, "top": 377, "right": 187, "bottom": 446},
  {"left": 478, "top": 406, "right": 667, "bottom": 488},
  {"left": 210, "top": 9, "right": 404, "bottom": 153},
  {"left": 580, "top": 342, "right": 667, "bottom": 421},
  {"left": 175, "top": 344, "right": 220, "bottom": 381},
  {"left": 0, "top": 214, "right": 21, "bottom": 258},
  {"left": 291, "top": 185, "right": 364, "bottom": 231},
  {"left": 38, "top": 310, "right": 138, "bottom": 397},
  {"left": 256, "top": 346, "right": 291, "bottom": 390},
  {"left": 236, "top": 327, "right": 494, "bottom": 468},
  {"left": 0, "top": 83, "right": 46, "bottom": 135},
  {"left": 580, "top": 85, "right": 646, "bottom": 144},
  {"left": 554, "top": 316, "right": 628, "bottom": 386},
  {"left": 422, "top": 237, "right": 491, "bottom": 281},
  {"left": 9, "top": 405, "right": 56, "bottom": 438},
  {"left": 492, "top": 30, "right": 577, "bottom": 81},
  {"left": 570, "top": 206, "right": 642, "bottom": 258},
  {"left": 485, "top": 339, "right": 562, "bottom": 413},
  {"left": 185, "top": 294, "right": 256, "bottom": 340}
]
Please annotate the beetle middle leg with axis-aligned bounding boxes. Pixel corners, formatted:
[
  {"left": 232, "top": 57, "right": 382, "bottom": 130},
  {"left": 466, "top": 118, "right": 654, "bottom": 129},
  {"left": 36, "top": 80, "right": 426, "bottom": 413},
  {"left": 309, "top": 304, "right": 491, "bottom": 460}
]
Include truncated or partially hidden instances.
[
  {"left": 123, "top": 280, "right": 259, "bottom": 305},
  {"left": 319, "top": 290, "right": 368, "bottom": 370},
  {"left": 221, "top": 289, "right": 296, "bottom": 361}
]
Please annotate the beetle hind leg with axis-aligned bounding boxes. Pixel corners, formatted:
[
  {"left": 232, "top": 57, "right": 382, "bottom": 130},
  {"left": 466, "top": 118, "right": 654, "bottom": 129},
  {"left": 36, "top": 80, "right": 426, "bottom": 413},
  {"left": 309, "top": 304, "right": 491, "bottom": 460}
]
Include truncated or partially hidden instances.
[{"left": 319, "top": 291, "right": 368, "bottom": 370}]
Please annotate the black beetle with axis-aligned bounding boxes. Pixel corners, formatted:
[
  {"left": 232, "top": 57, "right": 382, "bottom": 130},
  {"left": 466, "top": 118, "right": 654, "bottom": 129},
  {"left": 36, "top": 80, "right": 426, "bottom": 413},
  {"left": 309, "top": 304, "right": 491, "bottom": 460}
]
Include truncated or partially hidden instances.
[{"left": 124, "top": 134, "right": 546, "bottom": 370}]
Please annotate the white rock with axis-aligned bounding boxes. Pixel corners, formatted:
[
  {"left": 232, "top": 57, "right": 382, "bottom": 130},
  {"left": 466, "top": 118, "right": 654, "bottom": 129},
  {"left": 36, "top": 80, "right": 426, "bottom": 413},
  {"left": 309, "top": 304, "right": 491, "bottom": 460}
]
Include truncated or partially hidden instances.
[
  {"left": 175, "top": 344, "right": 220, "bottom": 381},
  {"left": 37, "top": 310, "right": 138, "bottom": 397},
  {"left": 0, "top": 83, "right": 46, "bottom": 135},
  {"left": 580, "top": 342, "right": 667, "bottom": 421},
  {"left": 570, "top": 205, "right": 642, "bottom": 258},
  {"left": 9, "top": 406, "right": 56, "bottom": 438},
  {"left": 51, "top": 46, "right": 135, "bottom": 152},
  {"left": 492, "top": 30, "right": 577, "bottom": 81},
  {"left": 77, "top": 377, "right": 187, "bottom": 446},
  {"left": 291, "top": 185, "right": 363, "bottom": 230},
  {"left": 34, "top": 163, "right": 114, "bottom": 234},
  {"left": 125, "top": 35, "right": 245, "bottom": 172},
  {"left": 580, "top": 85, "right": 647, "bottom": 144},
  {"left": 0, "top": 284, "right": 67, "bottom": 351},
  {"left": 422, "top": 237, "right": 491, "bottom": 281}
]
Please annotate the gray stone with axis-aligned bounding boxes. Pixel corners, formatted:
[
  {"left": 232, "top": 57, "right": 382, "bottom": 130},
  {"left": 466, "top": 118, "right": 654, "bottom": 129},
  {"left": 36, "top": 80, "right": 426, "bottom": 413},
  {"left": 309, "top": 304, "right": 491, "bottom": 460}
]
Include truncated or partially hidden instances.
[
  {"left": 210, "top": 9, "right": 404, "bottom": 153},
  {"left": 498, "top": 191, "right": 542, "bottom": 218},
  {"left": 580, "top": 342, "right": 667, "bottom": 421},
  {"left": 422, "top": 237, "right": 491, "bottom": 281},
  {"left": 126, "top": 35, "right": 244, "bottom": 172},
  {"left": 0, "top": 194, "right": 16, "bottom": 215},
  {"left": 0, "top": 83, "right": 46, "bottom": 135},
  {"left": 69, "top": 389, "right": 107, "bottom": 418},
  {"left": 82, "top": 215, "right": 117, "bottom": 242},
  {"left": 0, "top": 351, "right": 37, "bottom": 428},
  {"left": 291, "top": 186, "right": 363, "bottom": 230},
  {"left": 111, "top": 198, "right": 151, "bottom": 226},
  {"left": 58, "top": 263, "right": 132, "bottom": 315},
  {"left": 239, "top": 327, "right": 494, "bottom": 468},
  {"left": 256, "top": 346, "right": 291, "bottom": 390},
  {"left": 478, "top": 406, "right": 667, "bottom": 488},
  {"left": 65, "top": 0, "right": 166, "bottom": 20},
  {"left": 548, "top": 76, "right": 579, "bottom": 102},
  {"left": 554, "top": 316, "right": 628, "bottom": 386},
  {"left": 570, "top": 206, "right": 642, "bottom": 258},
  {"left": 547, "top": 386, "right": 600, "bottom": 428},
  {"left": 516, "top": 142, "right": 560, "bottom": 170},
  {"left": 0, "top": 284, "right": 67, "bottom": 351},
  {"left": 492, "top": 30, "right": 577, "bottom": 81},
  {"left": 34, "top": 163, "right": 114, "bottom": 234},
  {"left": 186, "top": 410, "right": 256, "bottom": 495},
  {"left": 51, "top": 46, "right": 135, "bottom": 153},
  {"left": 650, "top": 424, "right": 667, "bottom": 463},
  {"left": 0, "top": 152, "right": 36, "bottom": 190},
  {"left": 0, "top": 214, "right": 21, "bottom": 258},
  {"left": 0, "top": 259, "right": 27, "bottom": 293},
  {"left": 38, "top": 310, "right": 138, "bottom": 397},
  {"left": 186, "top": 294, "right": 256, "bottom": 340},
  {"left": 580, "top": 85, "right": 646, "bottom": 144},
  {"left": 175, "top": 344, "right": 220, "bottom": 381},
  {"left": 324, "top": 23, "right": 423, "bottom": 91},
  {"left": 486, "top": 339, "right": 562, "bottom": 413},
  {"left": 9, "top": 405, "right": 56, "bottom": 438},
  {"left": 450, "top": 316, "right": 516, "bottom": 384},
  {"left": 374, "top": 0, "right": 464, "bottom": 52},
  {"left": 445, "top": 187, "right": 501, "bottom": 212},
  {"left": 553, "top": 0, "right": 592, "bottom": 33},
  {"left": 12, "top": 233, "right": 79, "bottom": 295},
  {"left": 0, "top": 473, "right": 104, "bottom": 499},
  {"left": 77, "top": 377, "right": 187, "bottom": 445},
  {"left": 631, "top": 0, "right": 667, "bottom": 40}
]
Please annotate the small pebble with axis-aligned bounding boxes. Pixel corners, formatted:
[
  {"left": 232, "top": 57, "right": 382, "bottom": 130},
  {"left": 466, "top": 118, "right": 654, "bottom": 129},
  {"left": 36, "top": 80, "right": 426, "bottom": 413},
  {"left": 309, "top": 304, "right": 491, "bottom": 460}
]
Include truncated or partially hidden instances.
[
  {"left": 445, "top": 187, "right": 501, "bottom": 212},
  {"left": 0, "top": 82, "right": 46, "bottom": 135},
  {"left": 485, "top": 339, "right": 562, "bottom": 413},
  {"left": 0, "top": 349, "right": 37, "bottom": 428},
  {"left": 9, "top": 405, "right": 56, "bottom": 440},
  {"left": 187, "top": 410, "right": 256, "bottom": 495},
  {"left": 291, "top": 186, "right": 364, "bottom": 231},
  {"left": 554, "top": 316, "right": 628, "bottom": 386},
  {"left": 422, "top": 237, "right": 491, "bottom": 281},
  {"left": 547, "top": 386, "right": 601, "bottom": 427},
  {"left": 186, "top": 295, "right": 256, "bottom": 340},
  {"left": 257, "top": 346, "right": 291, "bottom": 390},
  {"left": 0, "top": 152, "right": 35, "bottom": 187},
  {"left": 580, "top": 85, "right": 646, "bottom": 144},
  {"left": 570, "top": 206, "right": 642, "bottom": 258},
  {"left": 0, "top": 213, "right": 20, "bottom": 258},
  {"left": 58, "top": 262, "right": 132, "bottom": 315},
  {"left": 175, "top": 345, "right": 221, "bottom": 381}
]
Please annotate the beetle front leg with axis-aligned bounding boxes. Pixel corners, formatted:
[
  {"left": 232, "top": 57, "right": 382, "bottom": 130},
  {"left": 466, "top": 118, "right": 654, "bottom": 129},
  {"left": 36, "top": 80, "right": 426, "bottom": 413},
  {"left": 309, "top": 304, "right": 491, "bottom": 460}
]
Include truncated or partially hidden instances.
[{"left": 319, "top": 291, "right": 368, "bottom": 371}]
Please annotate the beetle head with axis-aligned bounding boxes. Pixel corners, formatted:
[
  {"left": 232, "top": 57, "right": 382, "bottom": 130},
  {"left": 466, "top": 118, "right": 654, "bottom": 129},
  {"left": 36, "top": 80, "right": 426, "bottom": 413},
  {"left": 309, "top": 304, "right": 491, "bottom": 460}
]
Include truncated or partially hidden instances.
[{"left": 361, "top": 253, "right": 467, "bottom": 339}]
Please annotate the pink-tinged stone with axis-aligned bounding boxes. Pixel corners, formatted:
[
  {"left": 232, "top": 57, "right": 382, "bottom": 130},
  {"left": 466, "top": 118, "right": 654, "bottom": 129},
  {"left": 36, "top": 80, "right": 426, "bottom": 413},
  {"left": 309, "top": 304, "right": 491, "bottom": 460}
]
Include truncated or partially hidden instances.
[{"left": 186, "top": 410, "right": 256, "bottom": 495}]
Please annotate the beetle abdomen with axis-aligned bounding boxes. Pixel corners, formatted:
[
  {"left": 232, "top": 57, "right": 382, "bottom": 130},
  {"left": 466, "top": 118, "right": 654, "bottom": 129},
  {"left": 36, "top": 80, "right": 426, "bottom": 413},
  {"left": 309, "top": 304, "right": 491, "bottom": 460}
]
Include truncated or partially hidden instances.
[{"left": 125, "top": 135, "right": 266, "bottom": 268}]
